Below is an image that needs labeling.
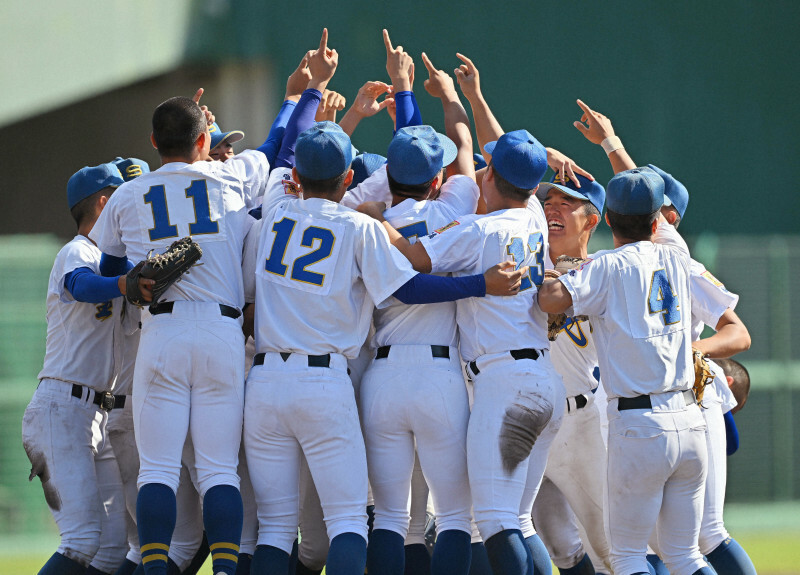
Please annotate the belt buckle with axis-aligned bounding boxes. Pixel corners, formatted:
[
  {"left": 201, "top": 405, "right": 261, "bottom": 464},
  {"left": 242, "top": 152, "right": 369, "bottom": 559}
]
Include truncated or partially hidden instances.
[{"left": 99, "top": 391, "right": 115, "bottom": 411}]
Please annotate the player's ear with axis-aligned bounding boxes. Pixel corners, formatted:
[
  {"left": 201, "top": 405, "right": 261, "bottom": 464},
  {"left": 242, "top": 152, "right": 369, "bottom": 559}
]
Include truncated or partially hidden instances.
[
  {"left": 586, "top": 213, "right": 599, "bottom": 231},
  {"left": 291, "top": 166, "right": 301, "bottom": 185},
  {"left": 726, "top": 375, "right": 734, "bottom": 387},
  {"left": 150, "top": 133, "right": 158, "bottom": 150},
  {"left": 604, "top": 213, "right": 611, "bottom": 227},
  {"left": 343, "top": 169, "right": 354, "bottom": 189}
]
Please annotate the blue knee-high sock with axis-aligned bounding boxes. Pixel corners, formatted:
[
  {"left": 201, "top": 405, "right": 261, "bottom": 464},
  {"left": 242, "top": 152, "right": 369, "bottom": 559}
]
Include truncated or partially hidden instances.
[
  {"left": 484, "top": 529, "right": 532, "bottom": 575},
  {"left": 405, "top": 543, "right": 431, "bottom": 575},
  {"left": 130, "top": 559, "right": 179, "bottom": 575},
  {"left": 252, "top": 544, "right": 290, "bottom": 574},
  {"left": 235, "top": 553, "right": 252, "bottom": 575},
  {"left": 469, "top": 542, "right": 493, "bottom": 575},
  {"left": 646, "top": 554, "right": 668, "bottom": 575},
  {"left": 114, "top": 558, "right": 138, "bottom": 575},
  {"left": 430, "top": 530, "right": 471, "bottom": 575},
  {"left": 86, "top": 566, "right": 112, "bottom": 575},
  {"left": 290, "top": 538, "right": 299, "bottom": 574},
  {"left": 707, "top": 538, "right": 755, "bottom": 575},
  {"left": 203, "top": 484, "right": 243, "bottom": 575},
  {"left": 524, "top": 534, "right": 552, "bottom": 575},
  {"left": 137, "top": 483, "right": 177, "bottom": 575},
  {"left": 367, "top": 529, "right": 404, "bottom": 575},
  {"left": 327, "top": 532, "right": 367, "bottom": 575},
  {"left": 39, "top": 552, "right": 86, "bottom": 575},
  {"left": 559, "top": 553, "right": 595, "bottom": 575}
]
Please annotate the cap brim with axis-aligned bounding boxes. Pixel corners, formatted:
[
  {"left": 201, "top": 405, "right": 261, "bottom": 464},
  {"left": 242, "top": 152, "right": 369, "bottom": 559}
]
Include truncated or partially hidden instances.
[
  {"left": 535, "top": 182, "right": 590, "bottom": 203},
  {"left": 483, "top": 141, "right": 497, "bottom": 155},
  {"left": 212, "top": 130, "right": 245, "bottom": 149},
  {"left": 436, "top": 132, "right": 458, "bottom": 167}
]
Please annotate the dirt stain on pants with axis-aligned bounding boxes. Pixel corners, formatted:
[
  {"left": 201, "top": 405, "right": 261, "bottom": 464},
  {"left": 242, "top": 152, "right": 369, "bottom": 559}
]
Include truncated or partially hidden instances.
[{"left": 499, "top": 391, "right": 553, "bottom": 475}]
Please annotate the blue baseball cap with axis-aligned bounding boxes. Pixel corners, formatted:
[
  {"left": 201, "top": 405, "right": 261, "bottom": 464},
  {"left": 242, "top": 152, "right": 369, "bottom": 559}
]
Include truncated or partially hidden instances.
[
  {"left": 67, "top": 163, "right": 124, "bottom": 209},
  {"left": 647, "top": 164, "right": 688, "bottom": 218},
  {"left": 113, "top": 157, "right": 150, "bottom": 182},
  {"left": 387, "top": 126, "right": 457, "bottom": 186},
  {"left": 473, "top": 153, "right": 487, "bottom": 171},
  {"left": 536, "top": 173, "right": 606, "bottom": 214},
  {"left": 209, "top": 122, "right": 244, "bottom": 150},
  {"left": 295, "top": 121, "right": 354, "bottom": 180},
  {"left": 484, "top": 130, "right": 548, "bottom": 190},
  {"left": 348, "top": 152, "right": 387, "bottom": 190},
  {"left": 606, "top": 167, "right": 664, "bottom": 216}
]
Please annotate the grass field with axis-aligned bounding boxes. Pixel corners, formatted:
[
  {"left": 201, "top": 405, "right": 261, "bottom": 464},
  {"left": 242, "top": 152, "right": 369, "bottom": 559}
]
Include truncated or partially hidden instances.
[{"left": 2, "top": 504, "right": 799, "bottom": 574}]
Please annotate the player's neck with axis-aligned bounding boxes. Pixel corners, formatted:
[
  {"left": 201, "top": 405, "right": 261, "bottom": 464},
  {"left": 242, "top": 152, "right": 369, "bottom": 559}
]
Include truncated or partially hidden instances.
[
  {"left": 612, "top": 233, "right": 651, "bottom": 248},
  {"left": 549, "top": 236, "right": 588, "bottom": 263}
]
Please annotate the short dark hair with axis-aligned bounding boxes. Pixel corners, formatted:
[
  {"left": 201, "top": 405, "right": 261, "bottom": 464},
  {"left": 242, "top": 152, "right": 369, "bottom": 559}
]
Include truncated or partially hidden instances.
[
  {"left": 605, "top": 208, "right": 658, "bottom": 241},
  {"left": 582, "top": 202, "right": 602, "bottom": 239},
  {"left": 387, "top": 170, "right": 436, "bottom": 200},
  {"left": 714, "top": 358, "right": 750, "bottom": 414},
  {"left": 152, "top": 96, "right": 206, "bottom": 158},
  {"left": 297, "top": 170, "right": 349, "bottom": 196},
  {"left": 70, "top": 187, "right": 113, "bottom": 228},
  {"left": 490, "top": 161, "right": 533, "bottom": 202}
]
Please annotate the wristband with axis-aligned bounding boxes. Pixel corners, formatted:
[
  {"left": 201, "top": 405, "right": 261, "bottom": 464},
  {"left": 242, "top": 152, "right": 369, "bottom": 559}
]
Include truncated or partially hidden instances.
[{"left": 601, "top": 136, "right": 624, "bottom": 155}]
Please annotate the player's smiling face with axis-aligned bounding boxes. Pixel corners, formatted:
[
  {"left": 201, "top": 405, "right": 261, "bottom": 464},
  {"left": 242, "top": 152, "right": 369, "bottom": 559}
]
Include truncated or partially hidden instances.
[
  {"left": 543, "top": 189, "right": 589, "bottom": 240},
  {"left": 209, "top": 142, "right": 235, "bottom": 162}
]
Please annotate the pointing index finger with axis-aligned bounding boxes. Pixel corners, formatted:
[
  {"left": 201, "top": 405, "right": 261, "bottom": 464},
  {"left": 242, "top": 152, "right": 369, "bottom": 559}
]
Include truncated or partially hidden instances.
[
  {"left": 576, "top": 99, "right": 593, "bottom": 115},
  {"left": 383, "top": 29, "right": 393, "bottom": 53},
  {"left": 192, "top": 88, "right": 204, "bottom": 104},
  {"left": 421, "top": 52, "right": 437, "bottom": 74},
  {"left": 455, "top": 53, "right": 475, "bottom": 71},
  {"left": 318, "top": 28, "right": 328, "bottom": 52}
]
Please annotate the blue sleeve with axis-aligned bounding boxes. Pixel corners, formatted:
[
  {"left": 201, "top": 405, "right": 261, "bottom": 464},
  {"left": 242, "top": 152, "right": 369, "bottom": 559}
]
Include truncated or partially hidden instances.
[
  {"left": 392, "top": 273, "right": 485, "bottom": 304},
  {"left": 64, "top": 267, "right": 123, "bottom": 303},
  {"left": 99, "top": 253, "right": 132, "bottom": 277},
  {"left": 394, "top": 91, "right": 423, "bottom": 131},
  {"left": 273, "top": 89, "right": 322, "bottom": 169},
  {"left": 724, "top": 410, "right": 740, "bottom": 456},
  {"left": 256, "top": 99, "right": 297, "bottom": 168}
]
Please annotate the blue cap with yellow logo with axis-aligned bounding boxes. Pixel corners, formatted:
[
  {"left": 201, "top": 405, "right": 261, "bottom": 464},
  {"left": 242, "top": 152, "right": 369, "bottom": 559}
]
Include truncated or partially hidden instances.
[
  {"left": 67, "top": 163, "right": 124, "bottom": 209},
  {"left": 113, "top": 157, "right": 150, "bottom": 182},
  {"left": 209, "top": 122, "right": 245, "bottom": 150},
  {"left": 536, "top": 172, "right": 605, "bottom": 214}
]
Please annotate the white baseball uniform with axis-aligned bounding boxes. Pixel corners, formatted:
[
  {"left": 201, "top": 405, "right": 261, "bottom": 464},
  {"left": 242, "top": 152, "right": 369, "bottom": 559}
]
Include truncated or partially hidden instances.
[
  {"left": 558, "top": 222, "right": 709, "bottom": 575},
  {"left": 419, "top": 196, "right": 565, "bottom": 542},
  {"left": 360, "top": 174, "right": 479, "bottom": 541},
  {"left": 22, "top": 236, "right": 128, "bottom": 569},
  {"left": 243, "top": 167, "right": 417, "bottom": 553},
  {"left": 90, "top": 149, "right": 268, "bottom": 496}
]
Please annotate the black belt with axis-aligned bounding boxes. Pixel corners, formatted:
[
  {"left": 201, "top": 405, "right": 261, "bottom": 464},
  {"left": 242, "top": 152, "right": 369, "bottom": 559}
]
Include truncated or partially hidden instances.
[
  {"left": 618, "top": 389, "right": 695, "bottom": 411},
  {"left": 375, "top": 345, "right": 450, "bottom": 360},
  {"left": 253, "top": 352, "right": 331, "bottom": 368},
  {"left": 71, "top": 384, "right": 126, "bottom": 411},
  {"left": 149, "top": 301, "right": 241, "bottom": 319},
  {"left": 469, "top": 348, "right": 540, "bottom": 376},
  {"left": 567, "top": 394, "right": 589, "bottom": 413}
]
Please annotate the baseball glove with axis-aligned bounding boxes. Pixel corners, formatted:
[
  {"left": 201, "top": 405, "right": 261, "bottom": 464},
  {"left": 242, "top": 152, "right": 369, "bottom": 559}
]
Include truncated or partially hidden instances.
[
  {"left": 546, "top": 255, "right": 586, "bottom": 341},
  {"left": 126, "top": 237, "right": 203, "bottom": 307},
  {"left": 691, "top": 348, "right": 715, "bottom": 407}
]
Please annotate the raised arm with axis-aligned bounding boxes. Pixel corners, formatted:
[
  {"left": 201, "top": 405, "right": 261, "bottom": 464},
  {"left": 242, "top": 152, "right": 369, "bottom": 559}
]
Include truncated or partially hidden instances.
[
  {"left": 338, "top": 81, "right": 394, "bottom": 136},
  {"left": 384, "top": 29, "right": 421, "bottom": 130},
  {"left": 454, "top": 53, "right": 503, "bottom": 164},
  {"left": 421, "top": 52, "right": 474, "bottom": 180},
  {"left": 574, "top": 99, "right": 636, "bottom": 174}
]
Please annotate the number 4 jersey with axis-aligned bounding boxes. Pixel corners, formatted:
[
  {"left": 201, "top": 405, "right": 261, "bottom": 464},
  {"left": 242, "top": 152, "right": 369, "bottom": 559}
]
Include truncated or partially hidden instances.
[
  {"left": 91, "top": 150, "right": 269, "bottom": 309},
  {"left": 251, "top": 167, "right": 417, "bottom": 359}
]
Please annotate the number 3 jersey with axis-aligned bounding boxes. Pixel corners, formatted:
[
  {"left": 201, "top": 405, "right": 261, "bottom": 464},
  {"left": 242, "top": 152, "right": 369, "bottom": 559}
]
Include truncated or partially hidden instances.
[
  {"left": 91, "top": 150, "right": 269, "bottom": 309},
  {"left": 418, "top": 197, "right": 550, "bottom": 362},
  {"left": 558, "top": 222, "right": 693, "bottom": 399},
  {"left": 251, "top": 167, "right": 417, "bottom": 359}
]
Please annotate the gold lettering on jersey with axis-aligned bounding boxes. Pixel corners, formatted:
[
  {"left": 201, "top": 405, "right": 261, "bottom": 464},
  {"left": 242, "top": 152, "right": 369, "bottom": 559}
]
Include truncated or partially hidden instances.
[
  {"left": 434, "top": 220, "right": 460, "bottom": 234},
  {"left": 95, "top": 301, "right": 113, "bottom": 321},
  {"left": 282, "top": 180, "right": 300, "bottom": 197},
  {"left": 701, "top": 270, "right": 725, "bottom": 289}
]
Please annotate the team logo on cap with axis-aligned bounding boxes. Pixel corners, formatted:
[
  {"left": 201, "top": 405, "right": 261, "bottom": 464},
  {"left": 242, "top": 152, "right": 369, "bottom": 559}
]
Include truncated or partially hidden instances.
[
  {"left": 126, "top": 165, "right": 143, "bottom": 178},
  {"left": 554, "top": 173, "right": 573, "bottom": 185},
  {"left": 209, "top": 124, "right": 218, "bottom": 133}
]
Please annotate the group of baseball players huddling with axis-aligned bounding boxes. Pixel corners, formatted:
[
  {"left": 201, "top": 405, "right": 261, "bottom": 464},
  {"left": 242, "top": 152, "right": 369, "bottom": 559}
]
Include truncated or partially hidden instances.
[{"left": 23, "top": 28, "right": 757, "bottom": 575}]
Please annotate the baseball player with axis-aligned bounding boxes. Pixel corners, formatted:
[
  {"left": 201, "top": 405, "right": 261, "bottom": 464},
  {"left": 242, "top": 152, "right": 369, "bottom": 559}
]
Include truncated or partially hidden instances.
[
  {"left": 538, "top": 167, "right": 715, "bottom": 575},
  {"left": 359, "top": 50, "right": 479, "bottom": 575},
  {"left": 22, "top": 162, "right": 140, "bottom": 575},
  {"left": 361, "top": 126, "right": 566, "bottom": 575},
  {"left": 574, "top": 99, "right": 755, "bottom": 575},
  {"left": 90, "top": 84, "right": 270, "bottom": 575},
  {"left": 208, "top": 122, "right": 245, "bottom": 162}
]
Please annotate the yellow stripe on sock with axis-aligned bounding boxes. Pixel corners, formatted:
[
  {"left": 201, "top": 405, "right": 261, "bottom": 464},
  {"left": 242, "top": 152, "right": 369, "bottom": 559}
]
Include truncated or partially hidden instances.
[
  {"left": 212, "top": 552, "right": 240, "bottom": 563},
  {"left": 142, "top": 553, "right": 169, "bottom": 564},
  {"left": 210, "top": 542, "right": 241, "bottom": 552},
  {"left": 141, "top": 542, "right": 170, "bottom": 553}
]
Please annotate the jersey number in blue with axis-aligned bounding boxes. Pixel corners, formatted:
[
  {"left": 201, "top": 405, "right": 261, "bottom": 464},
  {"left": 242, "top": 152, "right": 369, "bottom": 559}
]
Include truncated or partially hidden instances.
[
  {"left": 397, "top": 221, "right": 429, "bottom": 240},
  {"left": 505, "top": 232, "right": 545, "bottom": 290},
  {"left": 264, "top": 217, "right": 335, "bottom": 287},
  {"left": 144, "top": 180, "right": 218, "bottom": 241},
  {"left": 648, "top": 269, "right": 681, "bottom": 325}
]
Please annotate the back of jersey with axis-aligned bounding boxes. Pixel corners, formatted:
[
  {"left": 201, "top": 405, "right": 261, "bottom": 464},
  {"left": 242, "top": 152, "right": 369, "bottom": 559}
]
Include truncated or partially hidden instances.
[
  {"left": 420, "top": 198, "right": 550, "bottom": 361},
  {"left": 374, "top": 175, "right": 479, "bottom": 348},
  {"left": 254, "top": 168, "right": 416, "bottom": 359},
  {"left": 92, "top": 153, "right": 268, "bottom": 309}
]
